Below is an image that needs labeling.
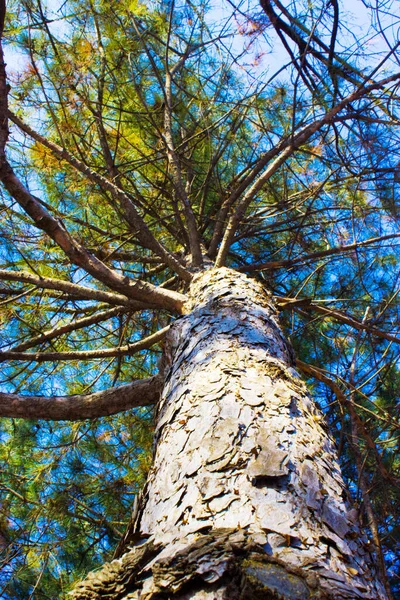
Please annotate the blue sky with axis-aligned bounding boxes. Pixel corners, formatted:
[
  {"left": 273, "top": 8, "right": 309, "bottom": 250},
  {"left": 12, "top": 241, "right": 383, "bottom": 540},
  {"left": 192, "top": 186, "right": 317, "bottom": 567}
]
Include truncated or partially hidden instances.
[{"left": 4, "top": 0, "right": 398, "bottom": 78}]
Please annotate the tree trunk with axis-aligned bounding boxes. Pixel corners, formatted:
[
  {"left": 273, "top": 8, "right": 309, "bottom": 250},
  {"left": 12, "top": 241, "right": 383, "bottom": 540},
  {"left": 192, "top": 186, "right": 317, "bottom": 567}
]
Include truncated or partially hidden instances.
[{"left": 70, "top": 268, "right": 388, "bottom": 600}]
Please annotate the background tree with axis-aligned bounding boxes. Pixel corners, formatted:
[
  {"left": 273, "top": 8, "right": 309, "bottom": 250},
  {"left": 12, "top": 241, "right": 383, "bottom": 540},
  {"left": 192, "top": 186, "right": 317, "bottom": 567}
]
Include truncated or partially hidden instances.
[{"left": 0, "top": 0, "right": 399, "bottom": 597}]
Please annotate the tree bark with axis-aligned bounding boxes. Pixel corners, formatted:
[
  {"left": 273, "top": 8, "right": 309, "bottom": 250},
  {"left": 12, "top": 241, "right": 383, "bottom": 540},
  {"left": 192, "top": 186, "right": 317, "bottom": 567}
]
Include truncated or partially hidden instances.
[{"left": 70, "top": 268, "right": 387, "bottom": 600}]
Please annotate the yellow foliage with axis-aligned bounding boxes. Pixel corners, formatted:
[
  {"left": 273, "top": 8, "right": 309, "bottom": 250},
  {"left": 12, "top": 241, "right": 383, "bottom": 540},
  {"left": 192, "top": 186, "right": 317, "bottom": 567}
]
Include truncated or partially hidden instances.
[
  {"left": 128, "top": 0, "right": 148, "bottom": 16},
  {"left": 26, "top": 548, "right": 42, "bottom": 570},
  {"left": 31, "top": 142, "right": 60, "bottom": 169},
  {"left": 74, "top": 39, "right": 95, "bottom": 68}
]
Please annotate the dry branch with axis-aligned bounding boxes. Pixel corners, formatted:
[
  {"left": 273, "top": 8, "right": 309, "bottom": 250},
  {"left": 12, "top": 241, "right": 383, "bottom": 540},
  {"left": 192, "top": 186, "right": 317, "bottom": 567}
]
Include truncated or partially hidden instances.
[
  {"left": 1, "top": 326, "right": 169, "bottom": 362},
  {"left": 241, "top": 233, "right": 400, "bottom": 272},
  {"left": 277, "top": 296, "right": 400, "bottom": 345}
]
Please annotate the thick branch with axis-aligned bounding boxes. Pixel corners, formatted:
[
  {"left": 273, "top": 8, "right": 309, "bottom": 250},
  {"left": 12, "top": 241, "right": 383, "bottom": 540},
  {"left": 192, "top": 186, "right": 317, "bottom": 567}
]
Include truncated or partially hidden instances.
[
  {"left": 0, "top": 374, "right": 162, "bottom": 420},
  {"left": 0, "top": 161, "right": 186, "bottom": 312},
  {"left": 0, "top": 269, "right": 149, "bottom": 308}
]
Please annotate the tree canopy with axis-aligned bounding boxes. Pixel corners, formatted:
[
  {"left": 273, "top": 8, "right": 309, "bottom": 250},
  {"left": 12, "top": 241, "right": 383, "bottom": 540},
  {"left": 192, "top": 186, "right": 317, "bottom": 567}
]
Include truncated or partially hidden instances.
[{"left": 0, "top": 0, "right": 399, "bottom": 597}]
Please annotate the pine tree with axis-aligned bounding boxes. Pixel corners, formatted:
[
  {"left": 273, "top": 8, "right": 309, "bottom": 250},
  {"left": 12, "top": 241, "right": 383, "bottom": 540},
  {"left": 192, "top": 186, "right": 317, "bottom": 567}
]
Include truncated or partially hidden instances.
[{"left": 0, "top": 0, "right": 399, "bottom": 598}]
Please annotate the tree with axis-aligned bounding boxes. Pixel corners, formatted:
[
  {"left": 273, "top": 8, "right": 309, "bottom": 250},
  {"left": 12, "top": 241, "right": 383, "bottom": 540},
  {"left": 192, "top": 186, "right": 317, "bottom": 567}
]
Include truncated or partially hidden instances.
[{"left": 0, "top": 0, "right": 399, "bottom": 597}]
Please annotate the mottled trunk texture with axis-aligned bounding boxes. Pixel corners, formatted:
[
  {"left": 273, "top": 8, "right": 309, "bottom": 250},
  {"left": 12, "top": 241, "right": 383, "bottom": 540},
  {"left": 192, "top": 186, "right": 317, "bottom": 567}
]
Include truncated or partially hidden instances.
[{"left": 71, "top": 268, "right": 387, "bottom": 600}]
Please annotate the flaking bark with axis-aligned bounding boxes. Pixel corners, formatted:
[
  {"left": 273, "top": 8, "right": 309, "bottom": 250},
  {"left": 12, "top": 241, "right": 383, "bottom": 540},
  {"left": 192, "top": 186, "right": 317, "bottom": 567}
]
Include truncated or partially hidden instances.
[{"left": 71, "top": 268, "right": 387, "bottom": 599}]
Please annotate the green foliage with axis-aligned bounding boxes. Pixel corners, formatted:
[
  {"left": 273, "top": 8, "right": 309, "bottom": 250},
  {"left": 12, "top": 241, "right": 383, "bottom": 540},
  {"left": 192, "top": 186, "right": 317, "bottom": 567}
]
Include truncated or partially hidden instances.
[{"left": 0, "top": 410, "right": 153, "bottom": 597}]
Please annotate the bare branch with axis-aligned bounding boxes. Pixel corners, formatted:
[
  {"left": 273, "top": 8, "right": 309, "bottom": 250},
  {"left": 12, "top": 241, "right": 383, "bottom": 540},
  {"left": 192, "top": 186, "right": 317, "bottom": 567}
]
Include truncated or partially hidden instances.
[
  {"left": 241, "top": 232, "right": 400, "bottom": 272},
  {"left": 215, "top": 72, "right": 400, "bottom": 266},
  {"left": 1, "top": 325, "right": 169, "bottom": 361},
  {"left": 277, "top": 297, "right": 400, "bottom": 345},
  {"left": 260, "top": 0, "right": 362, "bottom": 86},
  {"left": 128, "top": 16, "right": 203, "bottom": 267},
  {"left": 297, "top": 359, "right": 399, "bottom": 487},
  {"left": 163, "top": 70, "right": 203, "bottom": 267},
  {"left": 10, "top": 306, "right": 129, "bottom": 353}
]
